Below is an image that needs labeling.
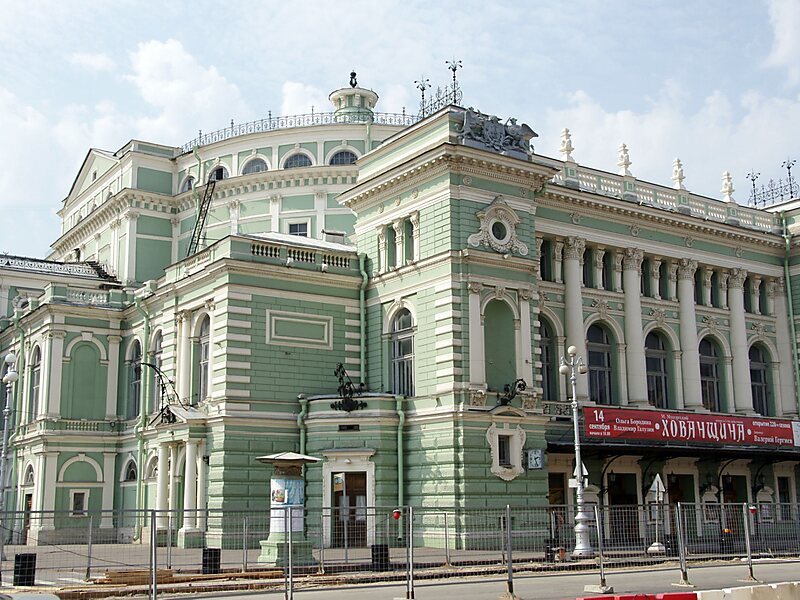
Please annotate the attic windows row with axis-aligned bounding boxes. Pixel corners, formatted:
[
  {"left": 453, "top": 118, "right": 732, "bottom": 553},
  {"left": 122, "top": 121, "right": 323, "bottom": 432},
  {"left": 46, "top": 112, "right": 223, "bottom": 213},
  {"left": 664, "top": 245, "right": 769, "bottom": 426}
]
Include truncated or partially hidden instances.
[
  {"left": 178, "top": 150, "right": 359, "bottom": 192},
  {"left": 375, "top": 213, "right": 420, "bottom": 274}
]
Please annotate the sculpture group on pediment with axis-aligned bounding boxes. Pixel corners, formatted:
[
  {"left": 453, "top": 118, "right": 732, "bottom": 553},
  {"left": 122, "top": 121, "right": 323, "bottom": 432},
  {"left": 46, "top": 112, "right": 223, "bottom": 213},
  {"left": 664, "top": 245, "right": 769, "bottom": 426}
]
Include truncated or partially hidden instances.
[{"left": 457, "top": 108, "right": 537, "bottom": 157}]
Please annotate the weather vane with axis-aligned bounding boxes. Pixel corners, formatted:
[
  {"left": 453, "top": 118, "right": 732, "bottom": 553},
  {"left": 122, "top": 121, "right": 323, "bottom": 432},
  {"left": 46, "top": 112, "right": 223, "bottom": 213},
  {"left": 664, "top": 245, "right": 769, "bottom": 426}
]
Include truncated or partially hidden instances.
[{"left": 746, "top": 170, "right": 760, "bottom": 203}]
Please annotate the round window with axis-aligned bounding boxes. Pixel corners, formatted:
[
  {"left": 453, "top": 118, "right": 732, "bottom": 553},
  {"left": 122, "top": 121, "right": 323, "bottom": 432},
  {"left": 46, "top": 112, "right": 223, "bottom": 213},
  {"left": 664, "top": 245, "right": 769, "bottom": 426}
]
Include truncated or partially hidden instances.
[{"left": 491, "top": 221, "right": 508, "bottom": 241}]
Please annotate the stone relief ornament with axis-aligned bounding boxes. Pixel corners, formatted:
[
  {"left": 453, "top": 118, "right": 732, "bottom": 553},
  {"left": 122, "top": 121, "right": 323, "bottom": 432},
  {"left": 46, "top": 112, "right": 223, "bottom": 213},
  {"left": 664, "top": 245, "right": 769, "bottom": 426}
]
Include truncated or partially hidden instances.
[
  {"left": 702, "top": 315, "right": 719, "bottom": 334},
  {"left": 467, "top": 196, "right": 528, "bottom": 255},
  {"left": 457, "top": 108, "right": 538, "bottom": 158},
  {"left": 629, "top": 225, "right": 640, "bottom": 237},
  {"left": 751, "top": 322, "right": 767, "bottom": 340},
  {"left": 521, "top": 390, "right": 539, "bottom": 411},
  {"left": 570, "top": 212, "right": 582, "bottom": 225},
  {"left": 591, "top": 299, "right": 610, "bottom": 319},
  {"left": 469, "top": 387, "right": 487, "bottom": 407},
  {"left": 538, "top": 289, "right": 547, "bottom": 307},
  {"left": 650, "top": 308, "right": 667, "bottom": 327},
  {"left": 462, "top": 175, "right": 472, "bottom": 186}
]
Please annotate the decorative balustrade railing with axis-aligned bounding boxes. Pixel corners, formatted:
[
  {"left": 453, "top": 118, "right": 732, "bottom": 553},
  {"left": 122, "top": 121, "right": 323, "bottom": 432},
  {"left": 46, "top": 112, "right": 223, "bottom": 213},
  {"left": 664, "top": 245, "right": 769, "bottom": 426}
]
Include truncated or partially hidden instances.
[
  {"left": 180, "top": 111, "right": 420, "bottom": 153},
  {"left": 249, "top": 241, "right": 353, "bottom": 269},
  {"left": 545, "top": 159, "right": 781, "bottom": 233},
  {"left": 0, "top": 256, "right": 99, "bottom": 278},
  {"left": 66, "top": 289, "right": 110, "bottom": 305},
  {"left": 541, "top": 400, "right": 572, "bottom": 417}
]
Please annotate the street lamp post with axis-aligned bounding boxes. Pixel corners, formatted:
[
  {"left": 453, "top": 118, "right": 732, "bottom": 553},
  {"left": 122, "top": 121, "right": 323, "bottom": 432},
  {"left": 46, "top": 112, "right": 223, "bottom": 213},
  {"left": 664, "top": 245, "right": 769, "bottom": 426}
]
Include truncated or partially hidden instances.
[
  {"left": 559, "top": 345, "right": 593, "bottom": 558},
  {"left": 0, "top": 352, "right": 18, "bottom": 568}
]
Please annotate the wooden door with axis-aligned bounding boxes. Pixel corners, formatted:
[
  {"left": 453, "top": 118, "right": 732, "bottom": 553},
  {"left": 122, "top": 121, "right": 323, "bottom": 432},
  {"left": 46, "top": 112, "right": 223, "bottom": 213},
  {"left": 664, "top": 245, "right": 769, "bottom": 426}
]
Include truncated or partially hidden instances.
[{"left": 332, "top": 472, "right": 367, "bottom": 548}]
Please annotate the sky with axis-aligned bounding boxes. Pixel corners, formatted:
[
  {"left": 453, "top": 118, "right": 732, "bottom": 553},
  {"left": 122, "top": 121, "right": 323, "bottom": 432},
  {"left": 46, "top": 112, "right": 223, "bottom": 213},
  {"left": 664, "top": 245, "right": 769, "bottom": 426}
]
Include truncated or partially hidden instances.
[{"left": 2, "top": 0, "right": 799, "bottom": 258}]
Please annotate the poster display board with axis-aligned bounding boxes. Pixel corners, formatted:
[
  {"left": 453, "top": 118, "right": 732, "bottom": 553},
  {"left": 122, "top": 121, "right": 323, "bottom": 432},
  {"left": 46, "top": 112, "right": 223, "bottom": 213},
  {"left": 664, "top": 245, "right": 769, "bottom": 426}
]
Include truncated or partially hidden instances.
[{"left": 270, "top": 477, "right": 305, "bottom": 533}]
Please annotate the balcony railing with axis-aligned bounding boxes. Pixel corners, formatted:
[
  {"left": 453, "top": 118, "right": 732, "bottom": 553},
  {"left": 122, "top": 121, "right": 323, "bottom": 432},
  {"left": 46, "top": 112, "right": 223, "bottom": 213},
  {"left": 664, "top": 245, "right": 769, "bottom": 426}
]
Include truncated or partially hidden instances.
[{"left": 179, "top": 111, "right": 420, "bottom": 153}]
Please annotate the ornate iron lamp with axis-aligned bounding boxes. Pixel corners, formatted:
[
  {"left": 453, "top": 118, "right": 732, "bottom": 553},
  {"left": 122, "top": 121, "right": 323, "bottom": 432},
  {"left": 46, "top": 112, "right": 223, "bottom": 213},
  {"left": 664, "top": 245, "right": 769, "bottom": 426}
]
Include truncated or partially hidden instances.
[
  {"left": 330, "top": 363, "right": 366, "bottom": 412},
  {"left": 496, "top": 378, "right": 526, "bottom": 406}
]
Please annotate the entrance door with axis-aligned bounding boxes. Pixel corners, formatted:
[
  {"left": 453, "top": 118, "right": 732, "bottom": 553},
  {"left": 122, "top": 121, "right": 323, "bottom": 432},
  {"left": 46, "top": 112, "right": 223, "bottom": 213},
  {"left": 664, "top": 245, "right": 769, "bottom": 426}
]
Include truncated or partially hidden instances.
[
  {"left": 721, "top": 475, "right": 747, "bottom": 537},
  {"left": 607, "top": 473, "right": 639, "bottom": 545},
  {"left": 22, "top": 493, "right": 32, "bottom": 545},
  {"left": 332, "top": 472, "right": 367, "bottom": 548},
  {"left": 667, "top": 474, "right": 696, "bottom": 537},
  {"left": 548, "top": 473, "right": 568, "bottom": 546}
]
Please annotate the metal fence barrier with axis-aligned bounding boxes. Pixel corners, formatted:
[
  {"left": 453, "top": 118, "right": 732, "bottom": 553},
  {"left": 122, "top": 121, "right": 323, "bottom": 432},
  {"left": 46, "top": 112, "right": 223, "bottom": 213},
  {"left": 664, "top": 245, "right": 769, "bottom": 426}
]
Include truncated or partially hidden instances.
[{"left": 0, "top": 502, "right": 797, "bottom": 598}]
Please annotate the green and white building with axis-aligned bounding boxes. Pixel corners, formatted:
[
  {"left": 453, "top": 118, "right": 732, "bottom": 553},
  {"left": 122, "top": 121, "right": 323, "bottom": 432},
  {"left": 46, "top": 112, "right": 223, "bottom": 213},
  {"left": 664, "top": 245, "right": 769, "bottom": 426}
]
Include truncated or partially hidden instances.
[{"left": 2, "top": 77, "right": 800, "bottom": 547}]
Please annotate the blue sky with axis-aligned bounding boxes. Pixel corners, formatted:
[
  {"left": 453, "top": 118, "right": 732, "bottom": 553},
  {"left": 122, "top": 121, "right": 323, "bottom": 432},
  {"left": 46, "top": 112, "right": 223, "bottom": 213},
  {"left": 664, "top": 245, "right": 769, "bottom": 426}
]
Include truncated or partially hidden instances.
[{"left": 2, "top": 0, "right": 799, "bottom": 258}]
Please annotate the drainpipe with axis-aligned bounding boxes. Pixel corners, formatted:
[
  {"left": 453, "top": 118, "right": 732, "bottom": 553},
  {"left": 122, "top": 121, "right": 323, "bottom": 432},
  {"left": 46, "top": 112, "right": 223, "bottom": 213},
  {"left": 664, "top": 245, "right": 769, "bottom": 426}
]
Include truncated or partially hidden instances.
[
  {"left": 396, "top": 395, "right": 405, "bottom": 511},
  {"left": 296, "top": 394, "right": 308, "bottom": 455},
  {"left": 358, "top": 253, "right": 368, "bottom": 383},
  {"left": 192, "top": 147, "right": 203, "bottom": 206},
  {"left": 780, "top": 213, "right": 800, "bottom": 415},
  {"left": 133, "top": 296, "right": 150, "bottom": 540}
]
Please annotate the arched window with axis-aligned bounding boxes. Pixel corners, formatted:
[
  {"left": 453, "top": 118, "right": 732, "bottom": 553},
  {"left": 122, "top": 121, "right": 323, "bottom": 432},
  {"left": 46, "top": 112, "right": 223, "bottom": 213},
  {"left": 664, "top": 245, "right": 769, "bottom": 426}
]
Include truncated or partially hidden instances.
[
  {"left": 539, "top": 319, "right": 556, "bottom": 401},
  {"left": 645, "top": 332, "right": 669, "bottom": 409},
  {"left": 150, "top": 332, "right": 163, "bottom": 410},
  {"left": 23, "top": 465, "right": 34, "bottom": 485},
  {"left": 209, "top": 166, "right": 228, "bottom": 182},
  {"left": 587, "top": 324, "right": 613, "bottom": 405},
  {"left": 180, "top": 176, "right": 195, "bottom": 192},
  {"left": 28, "top": 346, "right": 41, "bottom": 422},
  {"left": 146, "top": 457, "right": 158, "bottom": 480},
  {"left": 699, "top": 338, "right": 722, "bottom": 412},
  {"left": 283, "top": 153, "right": 312, "bottom": 169},
  {"left": 329, "top": 150, "right": 357, "bottom": 165},
  {"left": 128, "top": 341, "right": 142, "bottom": 419},
  {"left": 242, "top": 158, "right": 268, "bottom": 175},
  {"left": 123, "top": 460, "right": 138, "bottom": 482},
  {"left": 749, "top": 345, "right": 770, "bottom": 416},
  {"left": 390, "top": 309, "right": 414, "bottom": 396},
  {"left": 197, "top": 316, "right": 211, "bottom": 403}
]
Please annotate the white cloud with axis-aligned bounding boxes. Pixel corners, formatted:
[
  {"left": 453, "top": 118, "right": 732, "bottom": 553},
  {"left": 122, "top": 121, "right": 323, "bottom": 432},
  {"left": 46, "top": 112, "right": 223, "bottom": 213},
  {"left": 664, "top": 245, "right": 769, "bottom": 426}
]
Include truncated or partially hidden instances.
[
  {"left": 280, "top": 82, "right": 329, "bottom": 116},
  {"left": 765, "top": 0, "right": 800, "bottom": 84},
  {"left": 68, "top": 52, "right": 115, "bottom": 72},
  {"left": 126, "top": 39, "right": 251, "bottom": 144},
  {"left": 541, "top": 83, "right": 800, "bottom": 203}
]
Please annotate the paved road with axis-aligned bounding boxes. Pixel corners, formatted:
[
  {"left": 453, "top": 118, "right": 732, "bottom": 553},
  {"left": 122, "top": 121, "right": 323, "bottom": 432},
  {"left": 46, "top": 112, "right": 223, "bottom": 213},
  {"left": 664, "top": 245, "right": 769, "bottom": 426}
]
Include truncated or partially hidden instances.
[{"left": 152, "top": 560, "right": 800, "bottom": 599}]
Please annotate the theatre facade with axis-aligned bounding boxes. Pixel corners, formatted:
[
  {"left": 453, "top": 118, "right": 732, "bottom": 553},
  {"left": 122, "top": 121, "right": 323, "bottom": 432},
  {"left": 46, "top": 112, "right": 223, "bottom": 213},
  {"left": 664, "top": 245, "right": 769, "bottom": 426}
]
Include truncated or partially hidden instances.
[{"left": 1, "top": 77, "right": 800, "bottom": 546}]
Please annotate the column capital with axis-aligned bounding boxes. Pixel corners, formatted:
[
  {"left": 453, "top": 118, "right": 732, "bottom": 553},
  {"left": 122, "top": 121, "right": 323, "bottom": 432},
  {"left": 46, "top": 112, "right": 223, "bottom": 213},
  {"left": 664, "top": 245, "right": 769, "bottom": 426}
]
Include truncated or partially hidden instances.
[
  {"left": 594, "top": 247, "right": 606, "bottom": 268},
  {"left": 376, "top": 224, "right": 387, "bottom": 243},
  {"left": 468, "top": 281, "right": 484, "bottom": 295},
  {"left": 676, "top": 258, "right": 697, "bottom": 280},
  {"left": 392, "top": 219, "right": 404, "bottom": 236},
  {"left": 107, "top": 335, "right": 122, "bottom": 344},
  {"left": 728, "top": 268, "right": 747, "bottom": 289},
  {"left": 622, "top": 247, "right": 643, "bottom": 271},
  {"left": 562, "top": 236, "right": 585, "bottom": 261},
  {"left": 409, "top": 211, "right": 420, "bottom": 228}
]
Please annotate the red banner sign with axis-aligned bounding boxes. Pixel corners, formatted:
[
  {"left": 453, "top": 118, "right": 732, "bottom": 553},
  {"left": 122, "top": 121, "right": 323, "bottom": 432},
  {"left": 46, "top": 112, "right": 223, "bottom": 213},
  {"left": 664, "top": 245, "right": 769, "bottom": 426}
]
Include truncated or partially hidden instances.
[{"left": 584, "top": 406, "right": 800, "bottom": 448}]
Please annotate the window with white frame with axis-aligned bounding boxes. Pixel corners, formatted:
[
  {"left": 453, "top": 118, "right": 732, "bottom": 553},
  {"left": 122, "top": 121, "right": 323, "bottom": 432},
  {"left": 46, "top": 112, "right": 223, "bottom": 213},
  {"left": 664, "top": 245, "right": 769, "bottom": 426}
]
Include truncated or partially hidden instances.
[
  {"left": 196, "top": 316, "right": 211, "bottom": 404},
  {"left": 749, "top": 345, "right": 770, "bottom": 416},
  {"left": 390, "top": 309, "right": 414, "bottom": 397},
  {"left": 329, "top": 150, "right": 357, "bottom": 165},
  {"left": 486, "top": 423, "right": 526, "bottom": 481},
  {"left": 127, "top": 340, "right": 142, "bottom": 419},
  {"left": 150, "top": 332, "right": 163, "bottom": 410},
  {"left": 209, "top": 166, "right": 228, "bottom": 182},
  {"left": 23, "top": 465, "right": 34, "bottom": 486},
  {"left": 181, "top": 176, "right": 195, "bottom": 192},
  {"left": 242, "top": 158, "right": 268, "bottom": 175},
  {"left": 699, "top": 338, "right": 722, "bottom": 412},
  {"left": 28, "top": 346, "right": 41, "bottom": 422},
  {"left": 70, "top": 490, "right": 89, "bottom": 517},
  {"left": 123, "top": 460, "right": 137, "bottom": 482},
  {"left": 288, "top": 221, "right": 308, "bottom": 237},
  {"left": 284, "top": 153, "right": 312, "bottom": 169}
]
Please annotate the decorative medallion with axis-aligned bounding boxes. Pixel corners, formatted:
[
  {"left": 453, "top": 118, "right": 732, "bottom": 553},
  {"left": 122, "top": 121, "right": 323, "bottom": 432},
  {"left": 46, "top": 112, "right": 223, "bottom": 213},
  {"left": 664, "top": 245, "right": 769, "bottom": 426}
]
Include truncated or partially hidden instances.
[
  {"left": 684, "top": 236, "right": 694, "bottom": 248},
  {"left": 650, "top": 308, "right": 667, "bottom": 327},
  {"left": 462, "top": 175, "right": 473, "bottom": 186},
  {"left": 395, "top": 197, "right": 401, "bottom": 206},
  {"left": 701, "top": 315, "right": 719, "bottom": 334},
  {"left": 570, "top": 212, "right": 582, "bottom": 225},
  {"left": 591, "top": 298, "right": 610, "bottom": 319},
  {"left": 467, "top": 196, "right": 528, "bottom": 255},
  {"left": 629, "top": 225, "right": 640, "bottom": 237},
  {"left": 751, "top": 322, "right": 767, "bottom": 339},
  {"left": 735, "top": 247, "right": 743, "bottom": 258},
  {"left": 411, "top": 188, "right": 419, "bottom": 199},
  {"left": 469, "top": 387, "right": 487, "bottom": 407}
]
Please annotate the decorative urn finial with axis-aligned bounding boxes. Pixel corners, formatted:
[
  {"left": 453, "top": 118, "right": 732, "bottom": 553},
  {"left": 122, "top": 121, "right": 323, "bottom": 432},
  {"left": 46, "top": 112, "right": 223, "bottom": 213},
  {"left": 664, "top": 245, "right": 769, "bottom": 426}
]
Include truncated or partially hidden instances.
[
  {"left": 721, "top": 171, "right": 735, "bottom": 203},
  {"left": 617, "top": 143, "right": 632, "bottom": 176},
  {"left": 349, "top": 71, "right": 357, "bottom": 88},
  {"left": 672, "top": 158, "right": 686, "bottom": 190},
  {"left": 560, "top": 128, "right": 575, "bottom": 163}
]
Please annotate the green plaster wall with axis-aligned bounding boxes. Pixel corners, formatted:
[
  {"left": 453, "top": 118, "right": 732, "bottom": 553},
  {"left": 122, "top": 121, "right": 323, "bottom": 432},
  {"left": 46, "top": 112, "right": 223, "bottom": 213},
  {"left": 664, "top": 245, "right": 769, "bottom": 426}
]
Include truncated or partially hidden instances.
[
  {"left": 137, "top": 215, "right": 172, "bottom": 238},
  {"left": 135, "top": 239, "right": 171, "bottom": 282},
  {"left": 136, "top": 167, "right": 173, "bottom": 194},
  {"left": 282, "top": 194, "right": 315, "bottom": 211},
  {"left": 61, "top": 343, "right": 106, "bottom": 419}
]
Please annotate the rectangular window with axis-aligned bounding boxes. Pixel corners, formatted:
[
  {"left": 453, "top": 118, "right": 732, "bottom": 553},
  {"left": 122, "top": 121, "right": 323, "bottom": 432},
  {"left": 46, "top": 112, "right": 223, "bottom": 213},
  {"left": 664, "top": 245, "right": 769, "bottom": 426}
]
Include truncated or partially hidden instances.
[
  {"left": 777, "top": 476, "right": 793, "bottom": 521},
  {"left": 288, "top": 222, "right": 308, "bottom": 237},
  {"left": 71, "top": 491, "right": 88, "bottom": 517},
  {"left": 539, "top": 240, "right": 553, "bottom": 282},
  {"left": 498, "top": 435, "right": 512, "bottom": 468}
]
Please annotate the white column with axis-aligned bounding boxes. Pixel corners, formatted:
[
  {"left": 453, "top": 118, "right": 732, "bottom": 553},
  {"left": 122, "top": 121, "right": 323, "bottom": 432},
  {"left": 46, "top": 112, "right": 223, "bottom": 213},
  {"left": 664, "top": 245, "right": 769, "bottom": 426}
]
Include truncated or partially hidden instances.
[
  {"left": 46, "top": 332, "right": 65, "bottom": 417},
  {"left": 518, "top": 290, "right": 534, "bottom": 385},
  {"left": 623, "top": 248, "right": 649, "bottom": 405},
  {"left": 196, "top": 442, "right": 207, "bottom": 531},
  {"left": 168, "top": 444, "right": 177, "bottom": 513},
  {"left": 182, "top": 441, "right": 198, "bottom": 530},
  {"left": 377, "top": 225, "right": 388, "bottom": 274},
  {"left": 563, "top": 237, "right": 589, "bottom": 400},
  {"left": 651, "top": 258, "right": 662, "bottom": 300},
  {"left": 270, "top": 195, "right": 281, "bottom": 232},
  {"left": 39, "top": 334, "right": 52, "bottom": 418},
  {"left": 392, "top": 219, "right": 405, "bottom": 268},
  {"left": 122, "top": 211, "right": 139, "bottom": 285},
  {"left": 719, "top": 272, "right": 729, "bottom": 309},
  {"left": 671, "top": 350, "right": 685, "bottom": 409},
  {"left": 752, "top": 276, "right": 762, "bottom": 315},
  {"left": 228, "top": 199, "right": 240, "bottom": 236},
  {"left": 410, "top": 212, "right": 420, "bottom": 262},
  {"left": 728, "top": 268, "right": 753, "bottom": 414},
  {"left": 594, "top": 247, "right": 605, "bottom": 289},
  {"left": 773, "top": 279, "right": 797, "bottom": 416},
  {"left": 101, "top": 452, "right": 115, "bottom": 528},
  {"left": 106, "top": 334, "right": 121, "bottom": 419},
  {"left": 314, "top": 191, "right": 326, "bottom": 239},
  {"left": 468, "top": 282, "right": 485, "bottom": 385},
  {"left": 553, "top": 241, "right": 564, "bottom": 283},
  {"left": 677, "top": 259, "right": 703, "bottom": 410},
  {"left": 170, "top": 217, "right": 180, "bottom": 264},
  {"left": 178, "top": 312, "right": 192, "bottom": 402},
  {"left": 156, "top": 443, "right": 169, "bottom": 528}
]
